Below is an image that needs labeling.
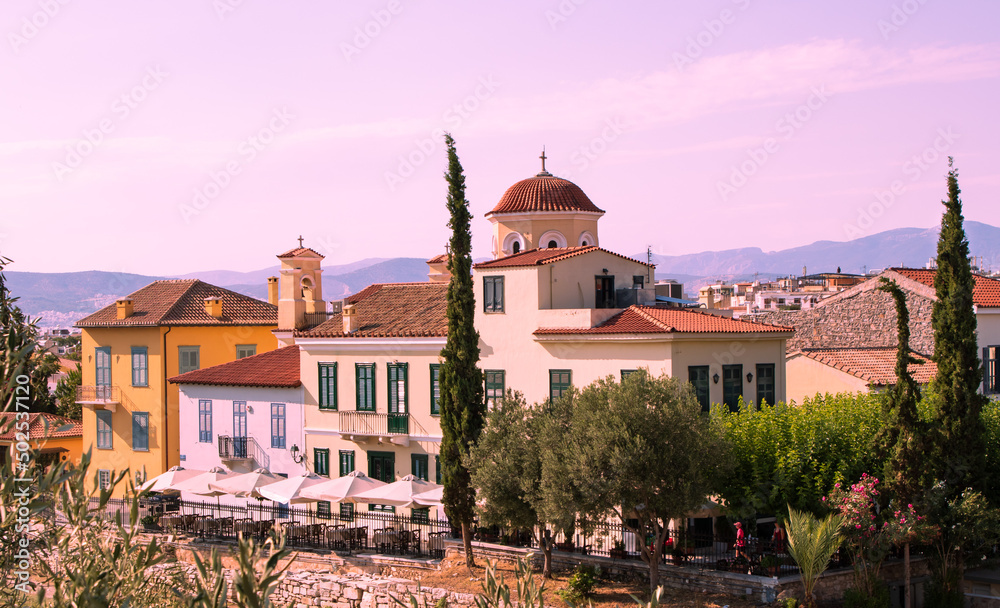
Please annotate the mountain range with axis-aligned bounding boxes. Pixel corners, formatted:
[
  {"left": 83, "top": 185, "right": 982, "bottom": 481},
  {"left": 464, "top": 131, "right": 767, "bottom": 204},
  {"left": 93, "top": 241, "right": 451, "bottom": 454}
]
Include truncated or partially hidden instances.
[{"left": 8, "top": 221, "right": 1000, "bottom": 327}]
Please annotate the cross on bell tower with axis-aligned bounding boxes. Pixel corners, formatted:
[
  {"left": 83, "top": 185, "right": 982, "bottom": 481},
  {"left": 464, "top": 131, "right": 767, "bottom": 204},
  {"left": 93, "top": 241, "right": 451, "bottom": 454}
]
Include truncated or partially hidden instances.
[
  {"left": 537, "top": 147, "right": 551, "bottom": 177},
  {"left": 297, "top": 235, "right": 304, "bottom": 248}
]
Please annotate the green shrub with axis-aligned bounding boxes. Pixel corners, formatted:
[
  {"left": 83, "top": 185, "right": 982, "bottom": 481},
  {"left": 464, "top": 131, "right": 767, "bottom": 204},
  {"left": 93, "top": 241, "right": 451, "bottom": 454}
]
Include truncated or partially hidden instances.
[
  {"left": 557, "top": 564, "right": 600, "bottom": 605},
  {"left": 843, "top": 583, "right": 889, "bottom": 608}
]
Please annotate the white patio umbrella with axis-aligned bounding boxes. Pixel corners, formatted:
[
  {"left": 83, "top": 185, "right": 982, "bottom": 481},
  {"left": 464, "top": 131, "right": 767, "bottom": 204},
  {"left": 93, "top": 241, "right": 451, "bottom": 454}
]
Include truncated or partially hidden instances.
[
  {"left": 257, "top": 472, "right": 327, "bottom": 505},
  {"left": 299, "top": 470, "right": 386, "bottom": 503},
  {"left": 140, "top": 465, "right": 204, "bottom": 493},
  {"left": 410, "top": 486, "right": 443, "bottom": 507},
  {"left": 208, "top": 467, "right": 282, "bottom": 499},
  {"left": 171, "top": 466, "right": 241, "bottom": 496},
  {"left": 352, "top": 474, "right": 442, "bottom": 507}
]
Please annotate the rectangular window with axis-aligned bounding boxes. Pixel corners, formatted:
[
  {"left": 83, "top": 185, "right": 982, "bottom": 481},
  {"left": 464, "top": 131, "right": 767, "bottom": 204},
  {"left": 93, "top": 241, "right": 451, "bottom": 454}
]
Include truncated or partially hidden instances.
[
  {"left": 317, "top": 501, "right": 332, "bottom": 519},
  {"left": 96, "top": 410, "right": 113, "bottom": 449},
  {"left": 756, "top": 363, "right": 776, "bottom": 406},
  {"left": 236, "top": 344, "right": 257, "bottom": 359},
  {"left": 340, "top": 503, "right": 355, "bottom": 521},
  {"left": 723, "top": 364, "right": 743, "bottom": 412},
  {"left": 985, "top": 346, "right": 999, "bottom": 394},
  {"left": 339, "top": 450, "right": 355, "bottom": 477},
  {"left": 98, "top": 469, "right": 111, "bottom": 490},
  {"left": 387, "top": 363, "right": 408, "bottom": 414},
  {"left": 95, "top": 346, "right": 111, "bottom": 395},
  {"left": 179, "top": 346, "right": 200, "bottom": 374},
  {"left": 368, "top": 450, "right": 395, "bottom": 513},
  {"left": 131, "top": 347, "right": 148, "bottom": 387},
  {"left": 549, "top": 369, "right": 572, "bottom": 402},
  {"left": 595, "top": 276, "right": 615, "bottom": 309},
  {"left": 314, "top": 448, "right": 330, "bottom": 477},
  {"left": 483, "top": 276, "right": 504, "bottom": 313},
  {"left": 621, "top": 369, "right": 638, "bottom": 380},
  {"left": 356, "top": 364, "right": 375, "bottom": 411},
  {"left": 688, "top": 366, "right": 710, "bottom": 412},
  {"left": 411, "top": 507, "right": 430, "bottom": 524},
  {"left": 319, "top": 362, "right": 338, "bottom": 411},
  {"left": 430, "top": 364, "right": 441, "bottom": 416},
  {"left": 198, "top": 400, "right": 212, "bottom": 443},
  {"left": 132, "top": 412, "right": 149, "bottom": 451},
  {"left": 411, "top": 454, "right": 429, "bottom": 481},
  {"left": 271, "top": 403, "right": 286, "bottom": 449},
  {"left": 485, "top": 370, "right": 505, "bottom": 407}
]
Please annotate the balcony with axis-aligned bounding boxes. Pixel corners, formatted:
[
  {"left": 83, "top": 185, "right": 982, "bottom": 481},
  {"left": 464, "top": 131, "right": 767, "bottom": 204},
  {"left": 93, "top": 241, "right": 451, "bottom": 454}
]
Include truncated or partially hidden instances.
[
  {"left": 75, "top": 386, "right": 120, "bottom": 413},
  {"left": 218, "top": 435, "right": 270, "bottom": 470},
  {"left": 337, "top": 412, "right": 411, "bottom": 446}
]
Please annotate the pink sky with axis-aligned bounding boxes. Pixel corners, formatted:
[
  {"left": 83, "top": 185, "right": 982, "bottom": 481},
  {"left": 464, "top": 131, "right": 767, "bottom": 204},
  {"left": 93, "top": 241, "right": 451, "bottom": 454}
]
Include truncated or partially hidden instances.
[{"left": 2, "top": 0, "right": 998, "bottom": 275}]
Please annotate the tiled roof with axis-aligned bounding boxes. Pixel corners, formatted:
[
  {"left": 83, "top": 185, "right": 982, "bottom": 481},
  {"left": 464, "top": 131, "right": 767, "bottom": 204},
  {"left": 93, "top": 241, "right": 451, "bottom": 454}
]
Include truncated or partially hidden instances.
[
  {"left": 426, "top": 254, "right": 449, "bottom": 264},
  {"left": 294, "top": 282, "right": 448, "bottom": 338},
  {"left": 535, "top": 306, "right": 794, "bottom": 336},
  {"left": 487, "top": 174, "right": 605, "bottom": 215},
  {"left": 0, "top": 413, "right": 83, "bottom": 441},
  {"left": 794, "top": 347, "right": 938, "bottom": 385},
  {"left": 76, "top": 280, "right": 277, "bottom": 328},
  {"left": 168, "top": 345, "right": 301, "bottom": 388},
  {"left": 277, "top": 247, "right": 325, "bottom": 259},
  {"left": 890, "top": 268, "right": 1000, "bottom": 308},
  {"left": 474, "top": 246, "right": 653, "bottom": 269}
]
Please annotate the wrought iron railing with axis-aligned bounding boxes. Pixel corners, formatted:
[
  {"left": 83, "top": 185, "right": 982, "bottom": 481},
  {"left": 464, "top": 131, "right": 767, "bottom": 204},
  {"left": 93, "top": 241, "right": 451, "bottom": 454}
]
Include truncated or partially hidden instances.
[
  {"left": 218, "top": 435, "right": 270, "bottom": 469},
  {"left": 338, "top": 411, "right": 410, "bottom": 436},
  {"left": 76, "top": 385, "right": 120, "bottom": 403}
]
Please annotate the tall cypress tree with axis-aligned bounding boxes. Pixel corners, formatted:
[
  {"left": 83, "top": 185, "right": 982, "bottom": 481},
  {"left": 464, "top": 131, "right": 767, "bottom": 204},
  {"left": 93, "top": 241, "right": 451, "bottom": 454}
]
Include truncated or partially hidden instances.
[
  {"left": 438, "top": 133, "right": 485, "bottom": 568},
  {"left": 929, "top": 158, "right": 987, "bottom": 496}
]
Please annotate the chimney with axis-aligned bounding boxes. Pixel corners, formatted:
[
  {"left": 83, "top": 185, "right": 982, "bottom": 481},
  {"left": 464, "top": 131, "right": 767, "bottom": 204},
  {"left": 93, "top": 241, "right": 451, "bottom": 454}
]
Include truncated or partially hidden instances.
[
  {"left": 342, "top": 304, "right": 358, "bottom": 334},
  {"left": 116, "top": 298, "right": 134, "bottom": 319},
  {"left": 267, "top": 276, "right": 279, "bottom": 305},
  {"left": 204, "top": 297, "right": 223, "bottom": 318}
]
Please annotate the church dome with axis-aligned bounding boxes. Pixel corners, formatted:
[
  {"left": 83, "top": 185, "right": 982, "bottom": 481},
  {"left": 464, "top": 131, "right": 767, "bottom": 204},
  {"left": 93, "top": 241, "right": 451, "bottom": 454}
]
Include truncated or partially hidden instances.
[{"left": 487, "top": 172, "right": 605, "bottom": 215}]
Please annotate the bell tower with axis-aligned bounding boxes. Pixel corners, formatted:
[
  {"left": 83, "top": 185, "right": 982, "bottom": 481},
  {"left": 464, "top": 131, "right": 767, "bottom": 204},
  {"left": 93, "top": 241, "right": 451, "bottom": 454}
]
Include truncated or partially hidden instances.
[{"left": 276, "top": 237, "right": 325, "bottom": 330}]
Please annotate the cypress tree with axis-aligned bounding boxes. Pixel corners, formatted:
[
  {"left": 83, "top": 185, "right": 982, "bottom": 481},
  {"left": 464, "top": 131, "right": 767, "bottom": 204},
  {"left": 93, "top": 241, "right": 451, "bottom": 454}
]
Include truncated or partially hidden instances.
[
  {"left": 929, "top": 158, "right": 987, "bottom": 496},
  {"left": 438, "top": 133, "right": 485, "bottom": 568}
]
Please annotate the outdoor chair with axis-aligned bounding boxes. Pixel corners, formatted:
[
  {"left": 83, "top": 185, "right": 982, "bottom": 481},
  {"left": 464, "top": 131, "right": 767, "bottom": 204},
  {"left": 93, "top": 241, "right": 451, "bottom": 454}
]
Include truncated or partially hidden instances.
[
  {"left": 353, "top": 526, "right": 368, "bottom": 551},
  {"left": 427, "top": 531, "right": 446, "bottom": 558}
]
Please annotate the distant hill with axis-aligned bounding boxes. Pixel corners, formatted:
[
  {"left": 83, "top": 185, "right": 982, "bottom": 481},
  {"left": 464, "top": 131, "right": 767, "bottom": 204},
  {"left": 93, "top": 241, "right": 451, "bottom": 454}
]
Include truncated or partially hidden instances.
[
  {"left": 646, "top": 221, "right": 1000, "bottom": 278},
  {"left": 10, "top": 222, "right": 1000, "bottom": 327}
]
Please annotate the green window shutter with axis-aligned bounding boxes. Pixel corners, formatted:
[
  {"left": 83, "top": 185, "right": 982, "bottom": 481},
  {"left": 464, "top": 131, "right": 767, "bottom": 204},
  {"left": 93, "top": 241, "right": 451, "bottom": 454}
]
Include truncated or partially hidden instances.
[
  {"left": 387, "top": 363, "right": 408, "bottom": 414},
  {"left": 319, "top": 363, "right": 337, "bottom": 410},
  {"left": 430, "top": 364, "right": 441, "bottom": 415},
  {"left": 317, "top": 501, "right": 332, "bottom": 519},
  {"left": 356, "top": 364, "right": 375, "bottom": 411},
  {"left": 688, "top": 366, "right": 710, "bottom": 412},
  {"left": 339, "top": 450, "right": 355, "bottom": 477},
  {"left": 548, "top": 369, "right": 571, "bottom": 401},
  {"left": 314, "top": 448, "right": 330, "bottom": 477},
  {"left": 131, "top": 347, "right": 147, "bottom": 387},
  {"left": 485, "top": 370, "right": 505, "bottom": 406},
  {"left": 722, "top": 364, "right": 743, "bottom": 412},
  {"left": 96, "top": 410, "right": 113, "bottom": 449},
  {"left": 756, "top": 363, "right": 776, "bottom": 406},
  {"left": 411, "top": 454, "right": 428, "bottom": 481},
  {"left": 132, "top": 412, "right": 149, "bottom": 451},
  {"left": 95, "top": 347, "right": 111, "bottom": 388},
  {"left": 483, "top": 276, "right": 504, "bottom": 313},
  {"left": 271, "top": 403, "right": 286, "bottom": 449}
]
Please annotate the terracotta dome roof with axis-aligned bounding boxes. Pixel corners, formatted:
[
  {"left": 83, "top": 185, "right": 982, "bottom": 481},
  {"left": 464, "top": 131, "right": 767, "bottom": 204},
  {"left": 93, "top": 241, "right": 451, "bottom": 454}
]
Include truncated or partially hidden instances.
[{"left": 487, "top": 173, "right": 605, "bottom": 215}]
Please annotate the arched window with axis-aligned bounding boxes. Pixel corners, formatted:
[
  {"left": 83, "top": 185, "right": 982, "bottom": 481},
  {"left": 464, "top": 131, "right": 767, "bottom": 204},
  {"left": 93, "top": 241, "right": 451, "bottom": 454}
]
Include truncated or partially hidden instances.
[
  {"left": 578, "top": 231, "right": 596, "bottom": 247},
  {"left": 547, "top": 240, "right": 558, "bottom": 248},
  {"left": 502, "top": 232, "right": 525, "bottom": 256},
  {"left": 512, "top": 241, "right": 520, "bottom": 254},
  {"left": 538, "top": 230, "right": 567, "bottom": 249}
]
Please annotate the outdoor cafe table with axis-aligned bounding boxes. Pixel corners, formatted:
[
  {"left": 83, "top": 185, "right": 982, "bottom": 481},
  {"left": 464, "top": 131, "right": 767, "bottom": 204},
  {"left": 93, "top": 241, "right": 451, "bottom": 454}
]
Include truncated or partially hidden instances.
[{"left": 372, "top": 529, "right": 399, "bottom": 552}]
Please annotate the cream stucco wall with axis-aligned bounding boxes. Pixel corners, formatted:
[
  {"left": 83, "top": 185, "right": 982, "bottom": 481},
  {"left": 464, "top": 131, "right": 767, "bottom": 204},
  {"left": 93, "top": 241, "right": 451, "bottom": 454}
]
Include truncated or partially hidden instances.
[
  {"left": 977, "top": 309, "right": 1000, "bottom": 352},
  {"left": 785, "top": 354, "right": 869, "bottom": 404},
  {"left": 490, "top": 212, "right": 602, "bottom": 257}
]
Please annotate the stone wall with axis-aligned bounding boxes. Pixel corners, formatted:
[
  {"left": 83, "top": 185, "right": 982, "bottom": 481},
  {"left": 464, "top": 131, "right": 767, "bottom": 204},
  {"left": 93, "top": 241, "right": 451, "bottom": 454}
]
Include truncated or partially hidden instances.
[
  {"left": 750, "top": 278, "right": 935, "bottom": 355},
  {"left": 775, "top": 558, "right": 931, "bottom": 606}
]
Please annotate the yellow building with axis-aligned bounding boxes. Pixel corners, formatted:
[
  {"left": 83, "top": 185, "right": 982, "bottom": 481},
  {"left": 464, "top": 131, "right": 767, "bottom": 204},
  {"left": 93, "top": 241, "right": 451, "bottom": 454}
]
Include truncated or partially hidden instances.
[
  {"left": 75, "top": 280, "right": 278, "bottom": 493},
  {"left": 0, "top": 413, "right": 83, "bottom": 468}
]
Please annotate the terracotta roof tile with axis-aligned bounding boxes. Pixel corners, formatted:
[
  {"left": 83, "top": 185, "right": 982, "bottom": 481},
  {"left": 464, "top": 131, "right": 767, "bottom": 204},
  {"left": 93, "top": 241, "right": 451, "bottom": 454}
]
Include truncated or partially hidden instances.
[
  {"left": 0, "top": 413, "right": 83, "bottom": 441},
  {"left": 426, "top": 254, "right": 449, "bottom": 264},
  {"left": 795, "top": 347, "right": 938, "bottom": 385},
  {"left": 295, "top": 282, "right": 448, "bottom": 338},
  {"left": 277, "top": 247, "right": 325, "bottom": 259},
  {"left": 76, "top": 280, "right": 277, "bottom": 328},
  {"left": 534, "top": 306, "right": 794, "bottom": 336},
  {"left": 474, "top": 246, "right": 653, "bottom": 270},
  {"left": 168, "top": 345, "right": 301, "bottom": 388},
  {"left": 487, "top": 174, "right": 605, "bottom": 215},
  {"left": 891, "top": 267, "right": 1000, "bottom": 308}
]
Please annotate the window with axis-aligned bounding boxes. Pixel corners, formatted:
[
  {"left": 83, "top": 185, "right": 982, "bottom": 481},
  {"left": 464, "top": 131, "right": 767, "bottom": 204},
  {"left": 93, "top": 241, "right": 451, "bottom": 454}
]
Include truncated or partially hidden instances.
[
  {"left": 512, "top": 241, "right": 520, "bottom": 254},
  {"left": 756, "top": 364, "right": 776, "bottom": 406},
  {"left": 985, "top": 346, "right": 999, "bottom": 394},
  {"left": 633, "top": 275, "right": 645, "bottom": 288},
  {"left": 595, "top": 276, "right": 615, "bottom": 308},
  {"left": 314, "top": 448, "right": 330, "bottom": 477},
  {"left": 96, "top": 410, "right": 113, "bottom": 449},
  {"left": 132, "top": 412, "right": 149, "bottom": 451},
  {"left": 178, "top": 346, "right": 200, "bottom": 374},
  {"left": 236, "top": 344, "right": 257, "bottom": 359},
  {"left": 688, "top": 366, "right": 710, "bottom": 412},
  {"left": 98, "top": 469, "right": 111, "bottom": 490},
  {"left": 621, "top": 369, "right": 638, "bottom": 380},
  {"left": 547, "top": 240, "right": 558, "bottom": 248},
  {"left": 435, "top": 455, "right": 441, "bottom": 484},
  {"left": 233, "top": 402, "right": 247, "bottom": 458},
  {"left": 131, "top": 347, "right": 147, "bottom": 387},
  {"left": 430, "top": 364, "right": 441, "bottom": 415},
  {"left": 319, "top": 363, "right": 337, "bottom": 411},
  {"left": 485, "top": 370, "right": 505, "bottom": 407},
  {"left": 411, "top": 454, "right": 428, "bottom": 481},
  {"left": 277, "top": 503, "right": 289, "bottom": 519},
  {"left": 271, "top": 403, "right": 286, "bottom": 449},
  {"left": 387, "top": 363, "right": 408, "bottom": 414},
  {"left": 484, "top": 276, "right": 504, "bottom": 313},
  {"left": 95, "top": 346, "right": 111, "bottom": 396},
  {"left": 198, "top": 400, "right": 212, "bottom": 443},
  {"left": 339, "top": 450, "right": 355, "bottom": 476},
  {"left": 356, "top": 364, "right": 375, "bottom": 411},
  {"left": 340, "top": 503, "right": 355, "bottom": 521},
  {"left": 368, "top": 450, "right": 395, "bottom": 512},
  {"left": 549, "top": 369, "right": 572, "bottom": 402},
  {"left": 412, "top": 508, "right": 430, "bottom": 524},
  {"left": 317, "top": 501, "right": 332, "bottom": 519},
  {"left": 722, "top": 364, "right": 743, "bottom": 412}
]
